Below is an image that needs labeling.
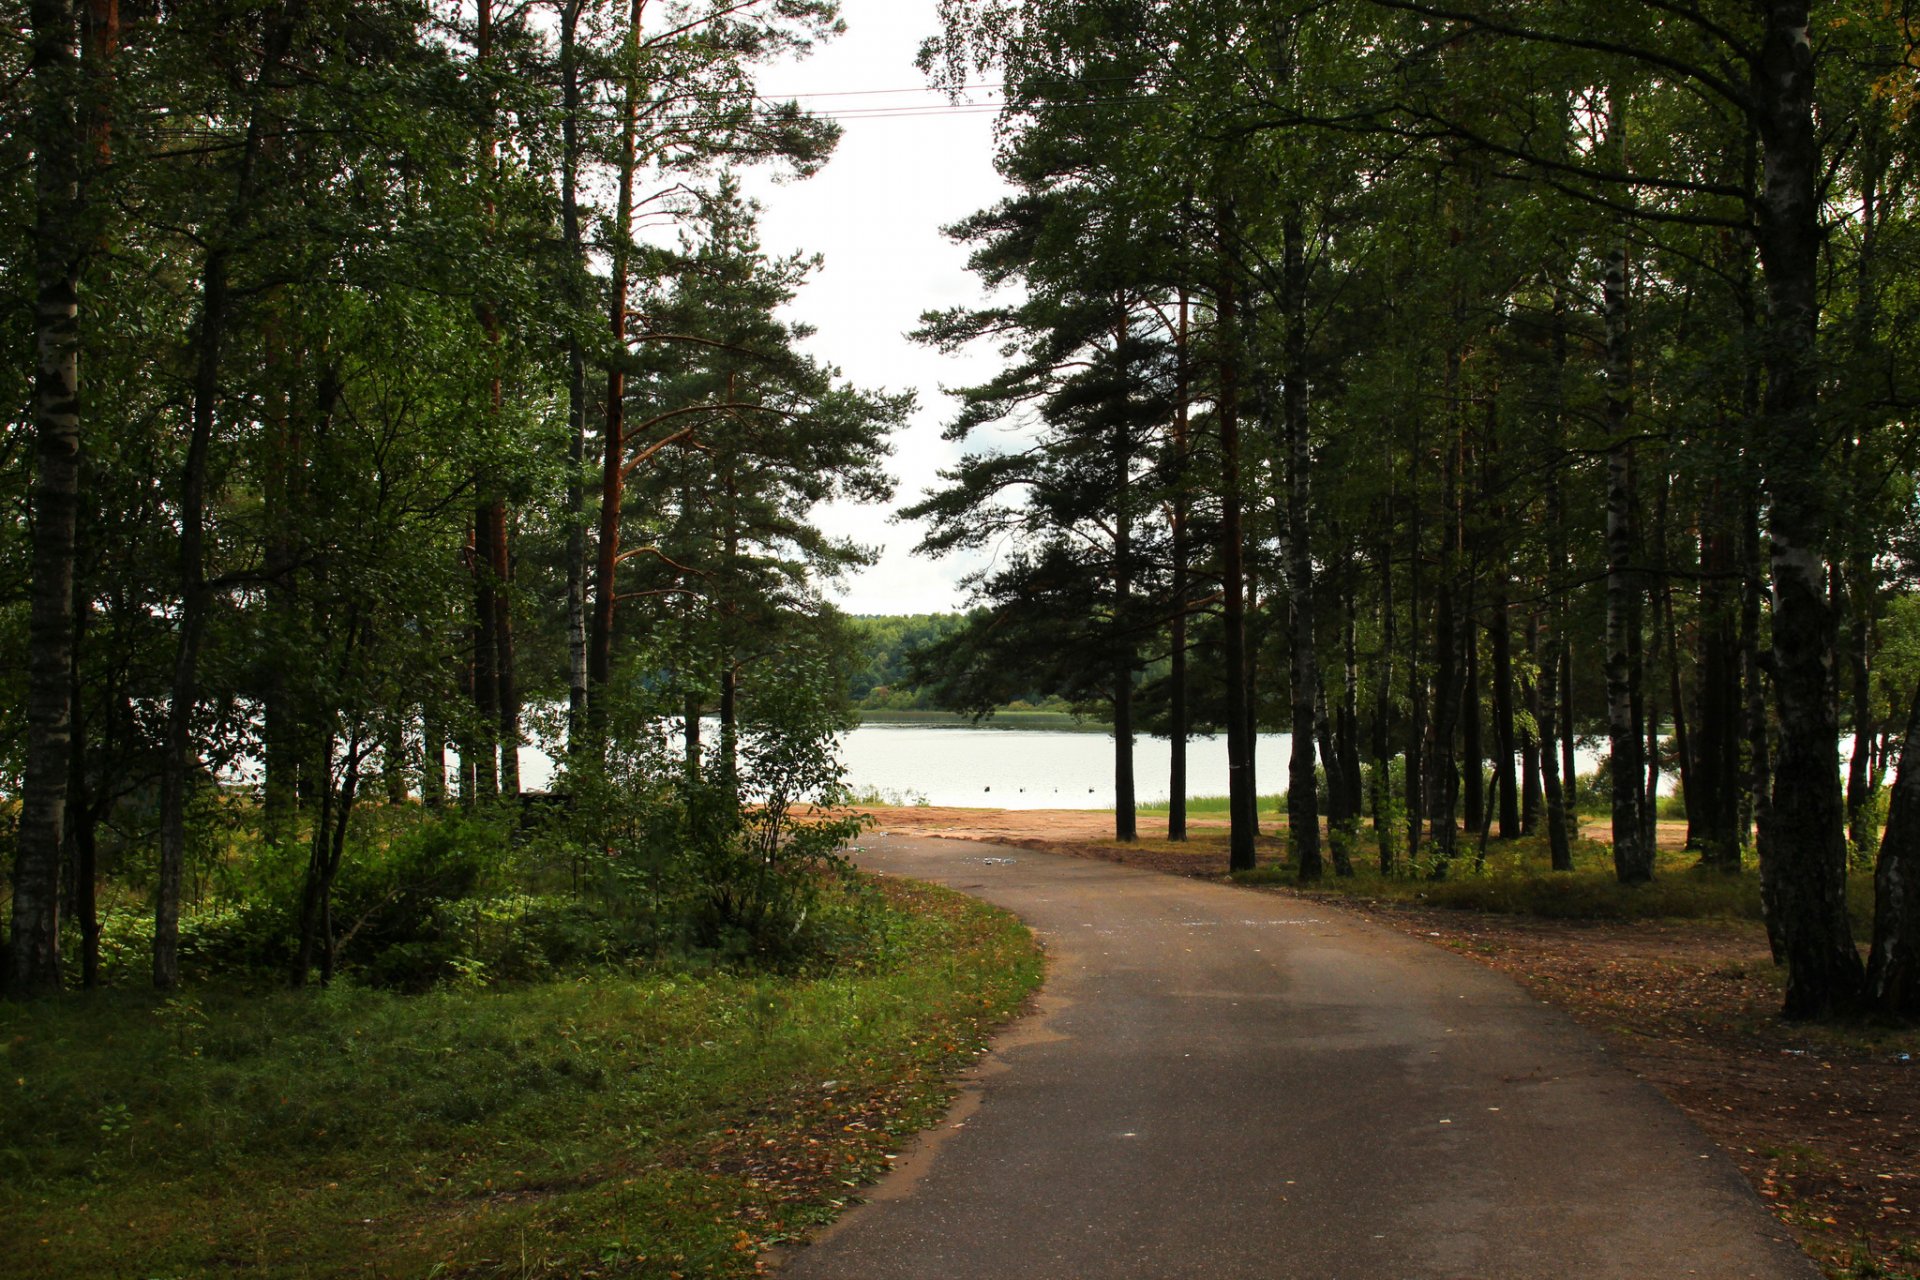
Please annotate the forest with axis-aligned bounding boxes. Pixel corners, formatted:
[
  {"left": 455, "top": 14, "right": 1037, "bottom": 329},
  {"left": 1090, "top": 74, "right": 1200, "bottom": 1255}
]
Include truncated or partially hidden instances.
[
  {"left": 1, "top": 0, "right": 1917, "bottom": 1071},
  {"left": 3, "top": 0, "right": 1919, "bottom": 1274},
  {"left": 896, "top": 0, "right": 1920, "bottom": 1023},
  {"left": 1, "top": 0, "right": 917, "bottom": 1006}
]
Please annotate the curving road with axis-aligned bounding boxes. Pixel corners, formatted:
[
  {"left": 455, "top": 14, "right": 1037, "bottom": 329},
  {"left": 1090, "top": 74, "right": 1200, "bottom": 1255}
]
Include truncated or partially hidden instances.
[{"left": 776, "top": 832, "right": 1816, "bottom": 1280}]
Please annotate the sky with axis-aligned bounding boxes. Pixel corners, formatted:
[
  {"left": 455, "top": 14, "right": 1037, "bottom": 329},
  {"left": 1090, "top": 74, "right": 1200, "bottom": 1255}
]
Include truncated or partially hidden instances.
[{"left": 735, "top": 0, "right": 1013, "bottom": 616}]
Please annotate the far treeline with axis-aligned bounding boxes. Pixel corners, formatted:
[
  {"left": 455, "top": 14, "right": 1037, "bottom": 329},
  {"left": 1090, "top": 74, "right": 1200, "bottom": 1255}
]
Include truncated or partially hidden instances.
[
  {"left": 904, "top": 0, "right": 1920, "bottom": 1020},
  {"left": 4, "top": 3, "right": 907, "bottom": 1002}
]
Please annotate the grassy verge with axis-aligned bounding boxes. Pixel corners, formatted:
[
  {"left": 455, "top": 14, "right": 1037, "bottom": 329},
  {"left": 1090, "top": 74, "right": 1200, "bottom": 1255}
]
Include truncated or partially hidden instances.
[
  {"left": 1136, "top": 793, "right": 1288, "bottom": 817},
  {"left": 1229, "top": 830, "right": 1886, "bottom": 932},
  {"left": 0, "top": 875, "right": 1043, "bottom": 1279}
]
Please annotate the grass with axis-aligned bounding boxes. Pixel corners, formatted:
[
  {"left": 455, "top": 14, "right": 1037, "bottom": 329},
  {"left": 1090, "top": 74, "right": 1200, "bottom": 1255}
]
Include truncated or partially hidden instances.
[
  {"left": 1234, "top": 834, "right": 1765, "bottom": 916},
  {"left": 0, "top": 875, "right": 1043, "bottom": 1279},
  {"left": 1229, "top": 828, "right": 1883, "bottom": 933},
  {"left": 1136, "top": 793, "right": 1289, "bottom": 817}
]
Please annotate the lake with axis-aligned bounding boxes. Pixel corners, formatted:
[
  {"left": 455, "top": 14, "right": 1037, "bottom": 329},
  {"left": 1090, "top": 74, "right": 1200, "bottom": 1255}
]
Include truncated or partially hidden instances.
[{"left": 519, "top": 720, "right": 1617, "bottom": 809}]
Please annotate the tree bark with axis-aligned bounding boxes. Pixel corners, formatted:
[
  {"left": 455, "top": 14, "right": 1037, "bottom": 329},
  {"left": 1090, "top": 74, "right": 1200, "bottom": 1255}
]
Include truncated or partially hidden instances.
[
  {"left": 1752, "top": 2, "right": 1865, "bottom": 1018},
  {"left": 474, "top": 0, "right": 518, "bottom": 797},
  {"left": 1338, "top": 546, "right": 1363, "bottom": 825},
  {"left": 1845, "top": 555, "right": 1875, "bottom": 859},
  {"left": 156, "top": 7, "right": 299, "bottom": 989},
  {"left": 1866, "top": 682, "right": 1920, "bottom": 1016},
  {"left": 1428, "top": 425, "right": 1462, "bottom": 869},
  {"left": 470, "top": 514, "right": 500, "bottom": 797},
  {"left": 1600, "top": 135, "right": 1651, "bottom": 883},
  {"left": 1372, "top": 498, "right": 1397, "bottom": 873},
  {"left": 1167, "top": 289, "right": 1191, "bottom": 842},
  {"left": 1490, "top": 574, "right": 1519, "bottom": 840},
  {"left": 1281, "top": 211, "right": 1321, "bottom": 882},
  {"left": 1217, "top": 254, "right": 1256, "bottom": 872},
  {"left": 9, "top": 0, "right": 85, "bottom": 997},
  {"left": 1695, "top": 475, "right": 1744, "bottom": 868},
  {"left": 1521, "top": 609, "right": 1544, "bottom": 835},
  {"left": 588, "top": 0, "right": 646, "bottom": 714},
  {"left": 560, "top": 0, "right": 591, "bottom": 751},
  {"left": 1539, "top": 614, "right": 1574, "bottom": 871},
  {"left": 491, "top": 504, "right": 519, "bottom": 794}
]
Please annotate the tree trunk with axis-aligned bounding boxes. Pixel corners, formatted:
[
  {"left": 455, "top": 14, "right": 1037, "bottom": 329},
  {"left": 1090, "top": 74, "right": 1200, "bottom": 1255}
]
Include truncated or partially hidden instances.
[
  {"left": 559, "top": 0, "right": 591, "bottom": 749},
  {"left": 473, "top": 0, "right": 517, "bottom": 797},
  {"left": 1281, "top": 212, "right": 1321, "bottom": 882},
  {"left": 1752, "top": 2, "right": 1865, "bottom": 1018},
  {"left": 719, "top": 659, "right": 739, "bottom": 790},
  {"left": 381, "top": 713, "right": 407, "bottom": 804},
  {"left": 1339, "top": 555, "right": 1363, "bottom": 824},
  {"left": 1428, "top": 427, "right": 1461, "bottom": 869},
  {"left": 1600, "top": 135, "right": 1652, "bottom": 883},
  {"left": 422, "top": 704, "right": 447, "bottom": 808},
  {"left": 1372, "top": 502, "right": 1397, "bottom": 873},
  {"left": 491, "top": 504, "right": 519, "bottom": 794},
  {"left": 1111, "top": 314, "right": 1137, "bottom": 843},
  {"left": 1539, "top": 616, "right": 1574, "bottom": 871},
  {"left": 68, "top": 592, "right": 99, "bottom": 988},
  {"left": 470, "top": 515, "right": 500, "bottom": 798},
  {"left": 588, "top": 0, "right": 645, "bottom": 714},
  {"left": 1490, "top": 574, "right": 1519, "bottom": 840},
  {"left": 1462, "top": 600, "right": 1483, "bottom": 838},
  {"left": 1405, "top": 420, "right": 1427, "bottom": 864},
  {"left": 156, "top": 11, "right": 296, "bottom": 988},
  {"left": 1114, "top": 672, "right": 1137, "bottom": 842},
  {"left": 1167, "top": 289, "right": 1191, "bottom": 842},
  {"left": 1695, "top": 477, "right": 1743, "bottom": 868},
  {"left": 294, "top": 729, "right": 364, "bottom": 988},
  {"left": 1866, "top": 682, "right": 1920, "bottom": 1016},
  {"left": 683, "top": 694, "right": 702, "bottom": 785},
  {"left": 9, "top": 0, "right": 85, "bottom": 997},
  {"left": 1522, "top": 609, "right": 1544, "bottom": 835},
  {"left": 1218, "top": 257, "right": 1256, "bottom": 873},
  {"left": 1314, "top": 678, "right": 1352, "bottom": 876},
  {"left": 1744, "top": 486, "right": 1781, "bottom": 956},
  {"left": 1846, "top": 556, "right": 1875, "bottom": 858}
]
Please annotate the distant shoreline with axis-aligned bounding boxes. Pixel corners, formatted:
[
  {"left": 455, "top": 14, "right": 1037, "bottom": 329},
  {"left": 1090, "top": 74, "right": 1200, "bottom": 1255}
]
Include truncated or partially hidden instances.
[{"left": 853, "top": 709, "right": 1111, "bottom": 733}]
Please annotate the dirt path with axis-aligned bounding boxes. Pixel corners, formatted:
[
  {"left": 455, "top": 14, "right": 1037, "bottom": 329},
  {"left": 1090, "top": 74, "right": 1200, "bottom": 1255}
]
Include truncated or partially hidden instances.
[{"left": 777, "top": 833, "right": 1816, "bottom": 1280}]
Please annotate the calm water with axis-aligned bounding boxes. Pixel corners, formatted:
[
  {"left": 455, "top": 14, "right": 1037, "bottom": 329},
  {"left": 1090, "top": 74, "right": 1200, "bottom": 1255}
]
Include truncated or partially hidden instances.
[
  {"left": 516, "top": 721, "right": 1625, "bottom": 808},
  {"left": 838, "top": 724, "right": 1299, "bottom": 809}
]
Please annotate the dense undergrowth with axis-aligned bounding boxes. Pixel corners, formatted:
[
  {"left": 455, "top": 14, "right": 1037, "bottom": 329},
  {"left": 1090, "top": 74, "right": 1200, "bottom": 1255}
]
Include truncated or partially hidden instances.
[{"left": 0, "top": 874, "right": 1043, "bottom": 1279}]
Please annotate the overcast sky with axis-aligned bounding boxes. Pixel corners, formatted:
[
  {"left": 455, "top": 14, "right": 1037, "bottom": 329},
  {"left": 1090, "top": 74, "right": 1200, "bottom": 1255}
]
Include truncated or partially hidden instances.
[{"left": 735, "top": 0, "right": 1012, "bottom": 617}]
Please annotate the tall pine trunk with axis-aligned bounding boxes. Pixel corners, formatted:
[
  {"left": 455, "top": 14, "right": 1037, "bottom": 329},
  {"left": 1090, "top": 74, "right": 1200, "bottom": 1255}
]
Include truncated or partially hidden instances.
[
  {"left": 588, "top": 0, "right": 645, "bottom": 715},
  {"left": 1372, "top": 500, "right": 1397, "bottom": 873},
  {"left": 1281, "top": 212, "right": 1321, "bottom": 881},
  {"left": 559, "top": 0, "right": 591, "bottom": 750},
  {"left": 1217, "top": 255, "right": 1256, "bottom": 872},
  {"left": 1599, "top": 120, "right": 1652, "bottom": 882},
  {"left": 1167, "top": 290, "right": 1190, "bottom": 841}
]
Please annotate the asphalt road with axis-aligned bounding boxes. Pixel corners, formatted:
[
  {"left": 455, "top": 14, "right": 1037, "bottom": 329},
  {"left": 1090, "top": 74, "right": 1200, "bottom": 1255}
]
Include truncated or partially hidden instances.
[{"left": 775, "top": 831, "right": 1818, "bottom": 1280}]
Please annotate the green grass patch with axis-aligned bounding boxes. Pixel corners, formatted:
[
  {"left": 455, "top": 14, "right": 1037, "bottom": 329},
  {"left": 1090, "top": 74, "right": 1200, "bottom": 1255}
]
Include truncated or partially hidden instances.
[
  {"left": 0, "top": 876, "right": 1043, "bottom": 1279},
  {"left": 1136, "top": 793, "right": 1289, "bottom": 818},
  {"left": 1232, "top": 831, "right": 1879, "bottom": 929}
]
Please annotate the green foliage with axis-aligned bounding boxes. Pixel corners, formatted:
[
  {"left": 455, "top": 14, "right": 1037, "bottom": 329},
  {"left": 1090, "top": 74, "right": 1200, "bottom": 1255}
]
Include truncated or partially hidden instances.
[{"left": 0, "top": 878, "right": 1044, "bottom": 1279}]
